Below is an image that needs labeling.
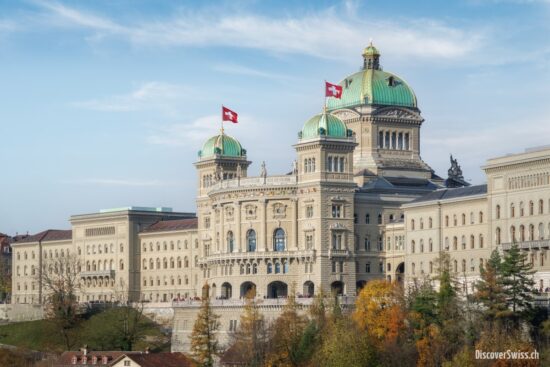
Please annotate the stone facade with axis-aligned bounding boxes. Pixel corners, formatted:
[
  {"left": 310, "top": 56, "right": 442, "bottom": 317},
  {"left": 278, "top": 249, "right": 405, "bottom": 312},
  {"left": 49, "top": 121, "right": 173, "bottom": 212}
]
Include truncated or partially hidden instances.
[{"left": 9, "top": 46, "right": 550, "bottom": 353}]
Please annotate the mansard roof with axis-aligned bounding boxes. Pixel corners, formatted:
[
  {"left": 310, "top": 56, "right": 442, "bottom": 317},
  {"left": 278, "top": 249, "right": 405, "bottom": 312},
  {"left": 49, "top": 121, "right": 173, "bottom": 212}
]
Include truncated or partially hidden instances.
[
  {"left": 15, "top": 229, "right": 72, "bottom": 244},
  {"left": 410, "top": 184, "right": 487, "bottom": 204},
  {"left": 141, "top": 218, "right": 198, "bottom": 233}
]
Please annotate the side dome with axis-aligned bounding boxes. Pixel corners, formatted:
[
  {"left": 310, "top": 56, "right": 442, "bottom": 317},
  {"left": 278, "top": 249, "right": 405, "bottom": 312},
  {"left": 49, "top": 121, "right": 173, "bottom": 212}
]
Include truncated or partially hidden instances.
[
  {"left": 300, "top": 112, "right": 349, "bottom": 140},
  {"left": 327, "top": 44, "right": 417, "bottom": 110},
  {"left": 198, "top": 133, "right": 245, "bottom": 158}
]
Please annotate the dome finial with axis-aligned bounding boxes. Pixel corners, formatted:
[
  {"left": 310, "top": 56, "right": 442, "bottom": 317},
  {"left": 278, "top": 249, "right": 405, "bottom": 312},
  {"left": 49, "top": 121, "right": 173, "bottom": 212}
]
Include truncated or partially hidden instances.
[{"left": 362, "top": 42, "right": 380, "bottom": 70}]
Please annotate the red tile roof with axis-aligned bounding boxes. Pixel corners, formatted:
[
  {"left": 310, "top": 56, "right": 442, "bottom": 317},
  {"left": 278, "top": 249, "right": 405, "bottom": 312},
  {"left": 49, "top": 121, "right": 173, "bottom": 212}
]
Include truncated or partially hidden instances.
[
  {"left": 141, "top": 218, "right": 198, "bottom": 233},
  {"left": 114, "top": 352, "right": 196, "bottom": 367},
  {"left": 15, "top": 229, "right": 72, "bottom": 244}
]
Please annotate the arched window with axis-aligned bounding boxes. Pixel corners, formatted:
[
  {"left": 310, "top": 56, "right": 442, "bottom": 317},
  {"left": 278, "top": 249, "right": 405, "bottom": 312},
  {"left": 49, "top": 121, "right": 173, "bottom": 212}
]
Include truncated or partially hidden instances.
[
  {"left": 479, "top": 234, "right": 484, "bottom": 248},
  {"left": 453, "top": 260, "right": 458, "bottom": 273},
  {"left": 227, "top": 231, "right": 234, "bottom": 253},
  {"left": 479, "top": 211, "right": 483, "bottom": 223},
  {"left": 453, "top": 236, "right": 458, "bottom": 250},
  {"left": 378, "top": 214, "right": 383, "bottom": 224},
  {"left": 273, "top": 228, "right": 285, "bottom": 252},
  {"left": 420, "top": 239, "right": 424, "bottom": 253},
  {"left": 429, "top": 217, "right": 433, "bottom": 229},
  {"left": 119, "top": 260, "right": 124, "bottom": 271},
  {"left": 529, "top": 224, "right": 535, "bottom": 241},
  {"left": 156, "top": 258, "right": 161, "bottom": 269},
  {"left": 539, "top": 199, "right": 544, "bottom": 214},
  {"left": 511, "top": 203, "right": 515, "bottom": 217},
  {"left": 365, "top": 214, "right": 370, "bottom": 224},
  {"left": 411, "top": 219, "right": 415, "bottom": 230},
  {"left": 530, "top": 201, "right": 534, "bottom": 216},
  {"left": 411, "top": 240, "right": 415, "bottom": 254},
  {"left": 420, "top": 218, "right": 424, "bottom": 229},
  {"left": 470, "top": 235, "right": 475, "bottom": 249},
  {"left": 461, "top": 235, "right": 466, "bottom": 250},
  {"left": 184, "top": 257, "right": 189, "bottom": 268},
  {"left": 149, "top": 259, "right": 154, "bottom": 269},
  {"left": 539, "top": 223, "right": 544, "bottom": 240},
  {"left": 274, "top": 262, "right": 281, "bottom": 274},
  {"left": 462, "top": 259, "right": 466, "bottom": 273},
  {"left": 445, "top": 215, "right": 449, "bottom": 227},
  {"left": 247, "top": 230, "right": 256, "bottom": 252},
  {"left": 511, "top": 226, "right": 516, "bottom": 242},
  {"left": 177, "top": 257, "right": 182, "bottom": 268},
  {"left": 429, "top": 239, "right": 433, "bottom": 252},
  {"left": 462, "top": 214, "right": 466, "bottom": 225},
  {"left": 267, "top": 263, "right": 272, "bottom": 274},
  {"left": 496, "top": 228, "right": 501, "bottom": 245},
  {"left": 520, "top": 202, "right": 525, "bottom": 216},
  {"left": 496, "top": 205, "right": 501, "bottom": 219},
  {"left": 520, "top": 225, "right": 525, "bottom": 242}
]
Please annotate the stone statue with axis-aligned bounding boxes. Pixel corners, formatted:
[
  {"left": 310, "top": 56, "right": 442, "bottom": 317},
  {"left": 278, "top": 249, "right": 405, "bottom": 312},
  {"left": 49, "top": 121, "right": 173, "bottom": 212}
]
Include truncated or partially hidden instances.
[
  {"left": 236, "top": 164, "right": 242, "bottom": 178},
  {"left": 448, "top": 155, "right": 464, "bottom": 180},
  {"left": 260, "top": 161, "right": 267, "bottom": 178},
  {"left": 215, "top": 165, "right": 222, "bottom": 181},
  {"left": 292, "top": 160, "right": 298, "bottom": 174}
]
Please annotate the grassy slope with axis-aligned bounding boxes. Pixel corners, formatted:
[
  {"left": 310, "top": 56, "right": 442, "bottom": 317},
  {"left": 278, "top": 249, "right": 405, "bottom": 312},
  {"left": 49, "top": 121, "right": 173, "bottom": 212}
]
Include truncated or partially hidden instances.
[{"left": 0, "top": 308, "right": 170, "bottom": 353}]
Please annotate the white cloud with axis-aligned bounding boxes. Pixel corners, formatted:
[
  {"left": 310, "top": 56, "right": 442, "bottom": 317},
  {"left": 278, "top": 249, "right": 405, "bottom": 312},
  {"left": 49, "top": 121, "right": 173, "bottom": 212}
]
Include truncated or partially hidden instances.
[
  {"left": 73, "top": 82, "right": 191, "bottom": 114},
  {"left": 212, "top": 63, "right": 294, "bottom": 81},
  {"left": 33, "top": 1, "right": 484, "bottom": 62}
]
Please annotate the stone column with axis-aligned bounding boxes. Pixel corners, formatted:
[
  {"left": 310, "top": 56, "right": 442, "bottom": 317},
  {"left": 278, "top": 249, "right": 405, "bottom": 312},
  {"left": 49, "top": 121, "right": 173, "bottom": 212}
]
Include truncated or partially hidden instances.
[
  {"left": 261, "top": 200, "right": 268, "bottom": 251},
  {"left": 220, "top": 205, "right": 224, "bottom": 254},
  {"left": 236, "top": 201, "right": 242, "bottom": 252},
  {"left": 292, "top": 199, "right": 298, "bottom": 250}
]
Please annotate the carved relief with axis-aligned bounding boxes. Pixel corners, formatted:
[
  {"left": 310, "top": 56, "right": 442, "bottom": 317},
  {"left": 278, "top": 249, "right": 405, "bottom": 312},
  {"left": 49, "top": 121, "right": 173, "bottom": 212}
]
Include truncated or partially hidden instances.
[
  {"left": 272, "top": 202, "right": 287, "bottom": 219},
  {"left": 373, "top": 107, "right": 421, "bottom": 121},
  {"left": 225, "top": 206, "right": 234, "bottom": 222},
  {"left": 245, "top": 204, "right": 257, "bottom": 220},
  {"left": 332, "top": 109, "right": 360, "bottom": 120}
]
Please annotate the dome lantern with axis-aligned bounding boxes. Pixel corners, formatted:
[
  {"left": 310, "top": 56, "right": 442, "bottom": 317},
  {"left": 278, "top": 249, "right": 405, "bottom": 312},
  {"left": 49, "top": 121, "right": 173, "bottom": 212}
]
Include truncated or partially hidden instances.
[{"left": 362, "top": 40, "right": 381, "bottom": 70}]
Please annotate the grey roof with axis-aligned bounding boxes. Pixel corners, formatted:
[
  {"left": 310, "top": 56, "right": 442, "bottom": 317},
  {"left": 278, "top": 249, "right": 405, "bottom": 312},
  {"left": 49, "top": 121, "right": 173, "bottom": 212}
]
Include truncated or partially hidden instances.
[
  {"left": 358, "top": 176, "right": 441, "bottom": 195},
  {"left": 410, "top": 184, "right": 487, "bottom": 204}
]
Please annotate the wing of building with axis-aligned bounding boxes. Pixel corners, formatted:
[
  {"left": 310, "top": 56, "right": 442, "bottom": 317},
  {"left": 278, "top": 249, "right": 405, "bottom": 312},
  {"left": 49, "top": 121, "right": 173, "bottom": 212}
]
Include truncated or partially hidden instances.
[{"left": 10, "top": 45, "right": 550, "bottom": 353}]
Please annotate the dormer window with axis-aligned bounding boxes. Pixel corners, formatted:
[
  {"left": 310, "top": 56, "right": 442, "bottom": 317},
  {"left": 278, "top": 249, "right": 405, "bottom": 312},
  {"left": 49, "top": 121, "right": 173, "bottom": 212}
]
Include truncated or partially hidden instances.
[{"left": 387, "top": 76, "right": 395, "bottom": 86}]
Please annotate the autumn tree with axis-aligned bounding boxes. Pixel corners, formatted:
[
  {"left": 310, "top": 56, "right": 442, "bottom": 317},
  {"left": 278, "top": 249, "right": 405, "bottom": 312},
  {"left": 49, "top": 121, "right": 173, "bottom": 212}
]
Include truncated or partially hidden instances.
[
  {"left": 475, "top": 250, "right": 508, "bottom": 326},
  {"left": 190, "top": 285, "right": 220, "bottom": 367},
  {"left": 37, "top": 252, "right": 82, "bottom": 350},
  {"left": 266, "top": 283, "right": 309, "bottom": 367},
  {"left": 353, "top": 279, "right": 405, "bottom": 344},
  {"left": 226, "top": 291, "right": 268, "bottom": 367}
]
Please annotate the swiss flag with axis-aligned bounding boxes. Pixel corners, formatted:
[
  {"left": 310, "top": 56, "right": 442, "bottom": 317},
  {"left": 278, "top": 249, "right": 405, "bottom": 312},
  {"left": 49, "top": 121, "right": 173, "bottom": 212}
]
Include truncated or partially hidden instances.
[
  {"left": 222, "top": 106, "right": 238, "bottom": 123},
  {"left": 325, "top": 81, "right": 343, "bottom": 99}
]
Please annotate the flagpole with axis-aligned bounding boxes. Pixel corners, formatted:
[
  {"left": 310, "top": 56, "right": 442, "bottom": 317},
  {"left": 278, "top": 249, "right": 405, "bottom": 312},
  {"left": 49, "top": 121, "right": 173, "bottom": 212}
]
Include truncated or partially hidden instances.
[
  {"left": 221, "top": 105, "right": 224, "bottom": 134},
  {"left": 324, "top": 80, "right": 327, "bottom": 113}
]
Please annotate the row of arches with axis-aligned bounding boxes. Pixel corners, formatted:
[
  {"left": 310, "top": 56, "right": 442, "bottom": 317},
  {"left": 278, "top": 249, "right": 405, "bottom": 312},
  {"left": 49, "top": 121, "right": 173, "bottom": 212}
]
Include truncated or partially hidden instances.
[
  {"left": 209, "top": 281, "right": 346, "bottom": 299},
  {"left": 218, "top": 228, "right": 287, "bottom": 253}
]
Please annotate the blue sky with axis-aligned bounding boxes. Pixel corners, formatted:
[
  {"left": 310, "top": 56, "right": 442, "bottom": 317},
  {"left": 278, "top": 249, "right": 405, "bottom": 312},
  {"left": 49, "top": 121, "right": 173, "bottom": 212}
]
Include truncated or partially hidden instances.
[{"left": 1, "top": 0, "right": 549, "bottom": 235}]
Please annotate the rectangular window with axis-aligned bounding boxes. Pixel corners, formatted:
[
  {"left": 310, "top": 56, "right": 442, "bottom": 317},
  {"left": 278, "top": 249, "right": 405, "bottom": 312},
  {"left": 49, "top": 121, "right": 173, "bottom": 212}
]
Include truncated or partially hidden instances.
[
  {"left": 306, "top": 205, "right": 313, "bottom": 218},
  {"left": 365, "top": 262, "right": 371, "bottom": 273},
  {"left": 331, "top": 204, "right": 342, "bottom": 218}
]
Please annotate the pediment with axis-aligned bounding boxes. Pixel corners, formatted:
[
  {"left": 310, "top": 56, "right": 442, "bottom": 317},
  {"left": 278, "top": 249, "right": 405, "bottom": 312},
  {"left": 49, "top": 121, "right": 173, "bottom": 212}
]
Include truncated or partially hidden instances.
[{"left": 331, "top": 109, "right": 360, "bottom": 120}]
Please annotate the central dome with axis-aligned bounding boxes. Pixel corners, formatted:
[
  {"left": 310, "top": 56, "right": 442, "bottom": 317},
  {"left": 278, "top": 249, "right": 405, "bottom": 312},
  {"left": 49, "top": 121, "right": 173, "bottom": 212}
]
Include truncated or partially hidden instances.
[
  {"left": 327, "top": 45, "right": 417, "bottom": 110},
  {"left": 199, "top": 133, "right": 245, "bottom": 159}
]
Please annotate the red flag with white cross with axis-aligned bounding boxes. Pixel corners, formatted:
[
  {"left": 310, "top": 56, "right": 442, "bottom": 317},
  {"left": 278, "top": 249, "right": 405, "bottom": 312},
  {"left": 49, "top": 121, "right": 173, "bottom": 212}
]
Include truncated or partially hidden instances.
[
  {"left": 325, "top": 81, "right": 343, "bottom": 99},
  {"left": 222, "top": 106, "right": 238, "bottom": 123}
]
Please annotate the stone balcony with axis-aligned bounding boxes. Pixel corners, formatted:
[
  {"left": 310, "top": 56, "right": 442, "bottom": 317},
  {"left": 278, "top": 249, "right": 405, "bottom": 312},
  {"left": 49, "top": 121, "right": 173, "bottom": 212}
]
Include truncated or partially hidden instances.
[
  {"left": 209, "top": 175, "right": 297, "bottom": 192},
  {"left": 199, "top": 249, "right": 316, "bottom": 265},
  {"left": 328, "top": 248, "right": 350, "bottom": 258},
  {"left": 501, "top": 240, "right": 550, "bottom": 251}
]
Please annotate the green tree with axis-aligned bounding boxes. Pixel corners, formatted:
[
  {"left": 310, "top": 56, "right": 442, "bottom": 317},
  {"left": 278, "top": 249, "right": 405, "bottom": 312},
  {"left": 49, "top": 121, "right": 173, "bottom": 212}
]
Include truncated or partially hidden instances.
[
  {"left": 190, "top": 285, "right": 220, "bottom": 367},
  {"left": 501, "top": 244, "right": 535, "bottom": 324}
]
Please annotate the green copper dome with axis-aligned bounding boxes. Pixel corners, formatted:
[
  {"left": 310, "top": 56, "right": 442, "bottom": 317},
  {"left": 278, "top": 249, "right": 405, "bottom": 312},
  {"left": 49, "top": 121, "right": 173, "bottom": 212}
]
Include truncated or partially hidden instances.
[
  {"left": 199, "top": 133, "right": 245, "bottom": 158},
  {"left": 327, "top": 45, "right": 417, "bottom": 110},
  {"left": 300, "top": 112, "right": 348, "bottom": 140}
]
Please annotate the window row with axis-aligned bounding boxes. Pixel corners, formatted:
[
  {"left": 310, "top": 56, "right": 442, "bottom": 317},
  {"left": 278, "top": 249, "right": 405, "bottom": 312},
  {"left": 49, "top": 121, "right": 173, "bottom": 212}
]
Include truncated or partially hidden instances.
[
  {"left": 440, "top": 211, "right": 484, "bottom": 228},
  {"left": 441, "top": 235, "right": 485, "bottom": 251},
  {"left": 326, "top": 156, "right": 346, "bottom": 173},
  {"left": 143, "top": 275, "right": 191, "bottom": 287},
  {"left": 142, "top": 256, "right": 198, "bottom": 270},
  {"left": 495, "top": 223, "right": 550, "bottom": 244},
  {"left": 411, "top": 258, "right": 485, "bottom": 275},
  {"left": 378, "top": 130, "right": 410, "bottom": 150},
  {"left": 354, "top": 212, "right": 397, "bottom": 225},
  {"left": 303, "top": 158, "right": 316, "bottom": 173},
  {"left": 496, "top": 199, "right": 545, "bottom": 219}
]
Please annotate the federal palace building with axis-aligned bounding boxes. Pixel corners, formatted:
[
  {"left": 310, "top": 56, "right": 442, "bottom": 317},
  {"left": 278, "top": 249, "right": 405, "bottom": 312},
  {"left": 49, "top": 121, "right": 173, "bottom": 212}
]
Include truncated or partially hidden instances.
[{"left": 11, "top": 44, "right": 550, "bottom": 351}]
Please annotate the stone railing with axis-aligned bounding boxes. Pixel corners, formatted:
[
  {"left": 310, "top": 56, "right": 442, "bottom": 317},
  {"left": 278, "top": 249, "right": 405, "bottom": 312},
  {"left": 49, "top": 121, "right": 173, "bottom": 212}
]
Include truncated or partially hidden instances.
[
  {"left": 328, "top": 249, "right": 350, "bottom": 258},
  {"left": 208, "top": 175, "right": 297, "bottom": 191},
  {"left": 501, "top": 240, "right": 550, "bottom": 251},
  {"left": 80, "top": 270, "right": 115, "bottom": 278},
  {"left": 200, "top": 249, "right": 316, "bottom": 264},
  {"left": 172, "top": 295, "right": 356, "bottom": 308}
]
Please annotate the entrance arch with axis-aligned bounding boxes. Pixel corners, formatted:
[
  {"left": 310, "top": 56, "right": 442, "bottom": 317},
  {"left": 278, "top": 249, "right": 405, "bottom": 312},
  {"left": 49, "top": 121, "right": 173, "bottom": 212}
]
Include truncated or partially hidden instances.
[
  {"left": 331, "top": 281, "right": 344, "bottom": 296},
  {"left": 267, "top": 281, "right": 288, "bottom": 298},
  {"left": 240, "top": 281, "right": 256, "bottom": 298},
  {"left": 221, "top": 282, "right": 232, "bottom": 299},
  {"left": 396, "top": 262, "right": 405, "bottom": 283},
  {"left": 303, "top": 281, "right": 314, "bottom": 297},
  {"left": 356, "top": 280, "right": 367, "bottom": 294}
]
